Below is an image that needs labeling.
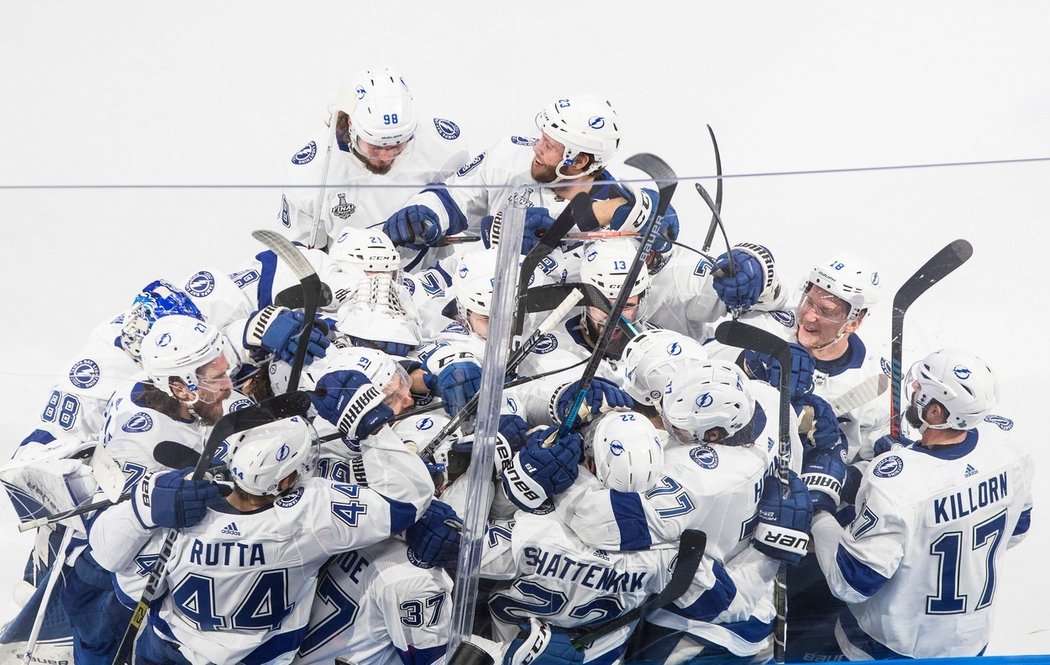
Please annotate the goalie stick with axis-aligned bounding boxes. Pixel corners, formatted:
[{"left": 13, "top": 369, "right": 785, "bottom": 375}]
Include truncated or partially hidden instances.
[
  {"left": 252, "top": 230, "right": 325, "bottom": 392},
  {"left": 889, "top": 239, "right": 973, "bottom": 437},
  {"left": 111, "top": 390, "right": 312, "bottom": 665},
  {"left": 558, "top": 153, "right": 678, "bottom": 437},
  {"left": 714, "top": 320, "right": 792, "bottom": 664}
]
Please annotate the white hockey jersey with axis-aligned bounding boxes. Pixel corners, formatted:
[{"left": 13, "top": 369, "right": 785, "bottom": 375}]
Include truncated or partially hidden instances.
[
  {"left": 811, "top": 420, "right": 1034, "bottom": 659},
  {"left": 280, "top": 114, "right": 471, "bottom": 256},
  {"left": 645, "top": 247, "right": 725, "bottom": 343},
  {"left": 89, "top": 425, "right": 433, "bottom": 665}
]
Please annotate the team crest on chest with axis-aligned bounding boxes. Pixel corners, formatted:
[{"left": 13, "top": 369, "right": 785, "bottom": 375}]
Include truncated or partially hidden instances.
[
  {"left": 873, "top": 455, "right": 904, "bottom": 478},
  {"left": 330, "top": 193, "right": 357, "bottom": 220}
]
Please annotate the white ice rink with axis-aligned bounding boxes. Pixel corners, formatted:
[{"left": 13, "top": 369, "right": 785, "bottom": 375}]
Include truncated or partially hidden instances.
[{"left": 2, "top": 1, "right": 1049, "bottom": 657}]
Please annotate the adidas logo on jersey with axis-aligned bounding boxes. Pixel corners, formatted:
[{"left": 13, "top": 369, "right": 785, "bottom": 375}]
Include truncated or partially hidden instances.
[
  {"left": 220, "top": 522, "right": 240, "bottom": 536},
  {"left": 965, "top": 464, "right": 978, "bottom": 478}
]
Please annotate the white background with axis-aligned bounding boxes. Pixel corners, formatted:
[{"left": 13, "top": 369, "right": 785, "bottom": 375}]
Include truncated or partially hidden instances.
[{"left": 1, "top": 0, "right": 1048, "bottom": 655}]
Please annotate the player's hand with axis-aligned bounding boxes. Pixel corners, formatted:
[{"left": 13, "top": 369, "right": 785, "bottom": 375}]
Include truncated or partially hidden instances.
[
  {"left": 502, "top": 427, "right": 582, "bottom": 511},
  {"left": 553, "top": 378, "right": 634, "bottom": 426},
  {"left": 752, "top": 469, "right": 812, "bottom": 566},
  {"left": 521, "top": 207, "right": 557, "bottom": 254},
  {"left": 744, "top": 342, "right": 815, "bottom": 399},
  {"left": 244, "top": 305, "right": 330, "bottom": 364},
  {"left": 310, "top": 370, "right": 393, "bottom": 439},
  {"left": 794, "top": 393, "right": 842, "bottom": 452},
  {"left": 713, "top": 243, "right": 776, "bottom": 311},
  {"left": 420, "top": 346, "right": 482, "bottom": 416},
  {"left": 133, "top": 468, "right": 219, "bottom": 529},
  {"left": 504, "top": 618, "right": 584, "bottom": 665},
  {"left": 382, "top": 204, "right": 442, "bottom": 250},
  {"left": 405, "top": 500, "right": 462, "bottom": 569},
  {"left": 874, "top": 433, "right": 912, "bottom": 456},
  {"left": 801, "top": 442, "right": 848, "bottom": 514}
]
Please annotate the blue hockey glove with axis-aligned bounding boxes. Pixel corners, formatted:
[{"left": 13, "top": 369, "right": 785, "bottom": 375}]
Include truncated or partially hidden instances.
[
  {"left": 794, "top": 393, "right": 842, "bottom": 452},
  {"left": 310, "top": 370, "right": 394, "bottom": 439},
  {"left": 502, "top": 427, "right": 582, "bottom": 511},
  {"left": 874, "top": 433, "right": 913, "bottom": 457},
  {"left": 420, "top": 346, "right": 482, "bottom": 416},
  {"left": 131, "top": 468, "right": 219, "bottom": 529},
  {"left": 752, "top": 469, "right": 812, "bottom": 566},
  {"left": 744, "top": 342, "right": 815, "bottom": 399},
  {"left": 480, "top": 213, "right": 499, "bottom": 249},
  {"left": 801, "top": 442, "right": 848, "bottom": 514},
  {"left": 382, "top": 204, "right": 442, "bottom": 250},
  {"left": 610, "top": 188, "right": 679, "bottom": 257},
  {"left": 504, "top": 619, "right": 584, "bottom": 665},
  {"left": 712, "top": 249, "right": 764, "bottom": 310},
  {"left": 243, "top": 305, "right": 330, "bottom": 365},
  {"left": 552, "top": 378, "right": 634, "bottom": 426},
  {"left": 521, "top": 207, "right": 557, "bottom": 255},
  {"left": 406, "top": 500, "right": 462, "bottom": 569}
]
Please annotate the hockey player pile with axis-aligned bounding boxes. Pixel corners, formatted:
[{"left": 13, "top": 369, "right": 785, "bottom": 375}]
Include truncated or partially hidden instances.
[{"left": 0, "top": 67, "right": 1035, "bottom": 665}]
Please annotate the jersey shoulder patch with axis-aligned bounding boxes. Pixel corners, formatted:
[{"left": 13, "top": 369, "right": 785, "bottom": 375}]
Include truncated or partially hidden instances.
[
  {"left": 457, "top": 152, "right": 484, "bottom": 177},
  {"left": 769, "top": 310, "right": 796, "bottom": 328},
  {"left": 689, "top": 445, "right": 720, "bottom": 469},
  {"left": 983, "top": 414, "right": 1014, "bottom": 431},
  {"left": 68, "top": 358, "right": 101, "bottom": 389},
  {"left": 292, "top": 141, "right": 317, "bottom": 165},
  {"left": 530, "top": 333, "right": 559, "bottom": 355},
  {"left": 434, "top": 118, "right": 461, "bottom": 140},
  {"left": 872, "top": 454, "right": 904, "bottom": 478},
  {"left": 185, "top": 270, "right": 216, "bottom": 298},
  {"left": 121, "top": 412, "right": 154, "bottom": 433},
  {"left": 510, "top": 135, "right": 538, "bottom": 146},
  {"left": 276, "top": 486, "right": 305, "bottom": 508}
]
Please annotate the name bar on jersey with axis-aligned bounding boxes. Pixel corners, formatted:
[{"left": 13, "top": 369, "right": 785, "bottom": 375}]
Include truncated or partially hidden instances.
[
  {"left": 931, "top": 471, "right": 1008, "bottom": 525},
  {"left": 523, "top": 546, "right": 647, "bottom": 593}
]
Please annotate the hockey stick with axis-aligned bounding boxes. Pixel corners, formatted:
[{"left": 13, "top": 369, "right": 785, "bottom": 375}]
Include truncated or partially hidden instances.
[
  {"left": 16, "top": 492, "right": 131, "bottom": 532},
  {"left": 571, "top": 529, "right": 707, "bottom": 649},
  {"left": 20, "top": 526, "right": 74, "bottom": 665},
  {"left": 252, "top": 230, "right": 324, "bottom": 393},
  {"left": 274, "top": 281, "right": 333, "bottom": 310},
  {"left": 307, "top": 108, "right": 339, "bottom": 249},
  {"left": 558, "top": 153, "right": 677, "bottom": 437},
  {"left": 889, "top": 239, "right": 973, "bottom": 437},
  {"left": 701, "top": 124, "right": 724, "bottom": 253},
  {"left": 714, "top": 320, "right": 792, "bottom": 663},
  {"left": 693, "top": 180, "right": 736, "bottom": 279},
  {"left": 110, "top": 391, "right": 312, "bottom": 665},
  {"left": 419, "top": 287, "right": 587, "bottom": 462}
]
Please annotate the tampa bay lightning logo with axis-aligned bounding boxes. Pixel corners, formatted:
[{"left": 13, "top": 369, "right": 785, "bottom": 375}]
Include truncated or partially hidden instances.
[
  {"left": 458, "top": 265, "right": 470, "bottom": 278},
  {"left": 416, "top": 417, "right": 434, "bottom": 431},
  {"left": 506, "top": 396, "right": 519, "bottom": 414},
  {"left": 275, "top": 444, "right": 290, "bottom": 461},
  {"left": 984, "top": 414, "right": 1014, "bottom": 430},
  {"left": 609, "top": 440, "right": 624, "bottom": 456},
  {"left": 276, "top": 486, "right": 304, "bottom": 508},
  {"left": 695, "top": 392, "right": 714, "bottom": 408},
  {"left": 457, "top": 152, "right": 484, "bottom": 177},
  {"left": 770, "top": 310, "right": 797, "bottom": 328},
  {"left": 185, "top": 270, "right": 216, "bottom": 297},
  {"left": 588, "top": 116, "right": 606, "bottom": 129},
  {"left": 407, "top": 548, "right": 436, "bottom": 569},
  {"left": 511, "top": 135, "right": 539, "bottom": 146},
  {"left": 122, "top": 412, "right": 154, "bottom": 433},
  {"left": 532, "top": 333, "right": 559, "bottom": 354},
  {"left": 434, "top": 118, "right": 461, "bottom": 140},
  {"left": 871, "top": 272, "right": 880, "bottom": 286},
  {"left": 586, "top": 249, "right": 598, "bottom": 262},
  {"left": 68, "top": 359, "right": 101, "bottom": 389},
  {"left": 689, "top": 445, "right": 719, "bottom": 469},
  {"left": 228, "top": 398, "right": 253, "bottom": 412},
  {"left": 666, "top": 342, "right": 682, "bottom": 356},
  {"left": 291, "top": 141, "right": 317, "bottom": 165},
  {"left": 953, "top": 364, "right": 972, "bottom": 380},
  {"left": 873, "top": 455, "right": 904, "bottom": 478},
  {"left": 155, "top": 333, "right": 172, "bottom": 347},
  {"left": 402, "top": 276, "right": 416, "bottom": 296}
]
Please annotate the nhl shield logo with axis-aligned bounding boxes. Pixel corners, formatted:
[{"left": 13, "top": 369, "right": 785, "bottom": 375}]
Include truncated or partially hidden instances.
[{"left": 331, "top": 193, "right": 357, "bottom": 220}]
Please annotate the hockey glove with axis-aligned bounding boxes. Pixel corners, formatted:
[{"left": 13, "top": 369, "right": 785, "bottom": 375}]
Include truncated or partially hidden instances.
[
  {"left": 744, "top": 342, "right": 815, "bottom": 400},
  {"left": 551, "top": 378, "right": 634, "bottom": 426},
  {"left": 131, "top": 468, "right": 219, "bottom": 530},
  {"left": 451, "top": 413, "right": 530, "bottom": 480},
  {"left": 794, "top": 393, "right": 842, "bottom": 452},
  {"left": 310, "top": 370, "right": 394, "bottom": 440},
  {"left": 243, "top": 305, "right": 330, "bottom": 365},
  {"left": 406, "top": 499, "right": 462, "bottom": 569},
  {"left": 504, "top": 619, "right": 584, "bottom": 665},
  {"left": 521, "top": 207, "right": 557, "bottom": 255},
  {"left": 874, "top": 433, "right": 913, "bottom": 457},
  {"left": 610, "top": 187, "right": 679, "bottom": 257},
  {"left": 752, "top": 469, "right": 812, "bottom": 566},
  {"left": 382, "top": 204, "right": 442, "bottom": 250},
  {"left": 712, "top": 243, "right": 776, "bottom": 310},
  {"left": 801, "top": 442, "right": 848, "bottom": 514},
  {"left": 502, "top": 427, "right": 582, "bottom": 512},
  {"left": 420, "top": 346, "right": 482, "bottom": 417},
  {"left": 480, "top": 212, "right": 501, "bottom": 249}
]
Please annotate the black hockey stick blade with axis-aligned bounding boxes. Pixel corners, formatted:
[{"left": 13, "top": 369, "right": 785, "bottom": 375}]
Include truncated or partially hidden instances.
[
  {"left": 274, "top": 281, "right": 333, "bottom": 310},
  {"left": 701, "top": 124, "right": 723, "bottom": 253},
  {"left": 445, "top": 641, "right": 496, "bottom": 665},
  {"left": 624, "top": 153, "right": 678, "bottom": 219},
  {"left": 153, "top": 440, "right": 202, "bottom": 469},
  {"left": 571, "top": 529, "right": 707, "bottom": 650}
]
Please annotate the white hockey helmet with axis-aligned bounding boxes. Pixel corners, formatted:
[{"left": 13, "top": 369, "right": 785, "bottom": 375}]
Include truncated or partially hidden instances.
[
  {"left": 452, "top": 248, "right": 550, "bottom": 319},
  {"left": 339, "top": 67, "right": 417, "bottom": 147},
  {"left": 622, "top": 330, "right": 708, "bottom": 406},
  {"left": 584, "top": 410, "right": 665, "bottom": 492},
  {"left": 140, "top": 315, "right": 232, "bottom": 397},
  {"left": 119, "top": 279, "right": 204, "bottom": 363},
  {"left": 535, "top": 96, "right": 621, "bottom": 177},
  {"left": 805, "top": 252, "right": 882, "bottom": 322},
  {"left": 662, "top": 360, "right": 756, "bottom": 444},
  {"left": 906, "top": 348, "right": 999, "bottom": 430},
  {"left": 269, "top": 345, "right": 405, "bottom": 395},
  {"left": 330, "top": 227, "right": 401, "bottom": 275},
  {"left": 580, "top": 238, "right": 649, "bottom": 301},
  {"left": 228, "top": 416, "right": 319, "bottom": 496}
]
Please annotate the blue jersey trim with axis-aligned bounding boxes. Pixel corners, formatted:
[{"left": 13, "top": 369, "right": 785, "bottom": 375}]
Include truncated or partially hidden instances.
[
  {"left": 421, "top": 184, "right": 468, "bottom": 236},
  {"left": 836, "top": 544, "right": 890, "bottom": 598},
  {"left": 1014, "top": 506, "right": 1032, "bottom": 537},
  {"left": 609, "top": 489, "right": 653, "bottom": 551},
  {"left": 910, "top": 429, "right": 979, "bottom": 461},
  {"left": 677, "top": 559, "right": 736, "bottom": 621},
  {"left": 838, "top": 606, "right": 911, "bottom": 659},
  {"left": 256, "top": 249, "right": 279, "bottom": 308},
  {"left": 814, "top": 334, "right": 867, "bottom": 377},
  {"left": 384, "top": 495, "right": 420, "bottom": 534},
  {"left": 18, "top": 428, "right": 56, "bottom": 448},
  {"left": 398, "top": 642, "right": 447, "bottom": 665}
]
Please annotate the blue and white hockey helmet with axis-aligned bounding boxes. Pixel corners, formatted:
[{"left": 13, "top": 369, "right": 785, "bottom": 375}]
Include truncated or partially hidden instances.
[
  {"left": 804, "top": 252, "right": 881, "bottom": 322},
  {"left": 662, "top": 360, "right": 756, "bottom": 444},
  {"left": 140, "top": 315, "right": 235, "bottom": 399},
  {"left": 228, "top": 416, "right": 319, "bottom": 496},
  {"left": 536, "top": 95, "right": 621, "bottom": 177},
  {"left": 583, "top": 410, "right": 665, "bottom": 493},
  {"left": 339, "top": 66, "right": 417, "bottom": 148},
  {"left": 906, "top": 348, "right": 999, "bottom": 431},
  {"left": 120, "top": 279, "right": 204, "bottom": 363},
  {"left": 621, "top": 329, "right": 708, "bottom": 406}
]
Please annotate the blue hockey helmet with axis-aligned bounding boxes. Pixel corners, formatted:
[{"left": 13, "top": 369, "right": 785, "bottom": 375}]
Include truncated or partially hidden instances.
[{"left": 120, "top": 279, "right": 204, "bottom": 363}]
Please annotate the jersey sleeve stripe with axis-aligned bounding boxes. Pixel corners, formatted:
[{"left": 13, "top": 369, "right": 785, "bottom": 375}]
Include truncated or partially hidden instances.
[
  {"left": 609, "top": 489, "right": 653, "bottom": 551},
  {"left": 835, "top": 543, "right": 890, "bottom": 599}
]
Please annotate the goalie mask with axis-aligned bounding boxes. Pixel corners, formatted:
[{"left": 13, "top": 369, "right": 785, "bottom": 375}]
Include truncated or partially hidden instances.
[
  {"left": 120, "top": 279, "right": 204, "bottom": 363},
  {"left": 662, "top": 360, "right": 756, "bottom": 445},
  {"left": 330, "top": 228, "right": 401, "bottom": 281},
  {"left": 584, "top": 410, "right": 665, "bottom": 493},
  {"left": 905, "top": 348, "right": 999, "bottom": 432},
  {"left": 228, "top": 416, "right": 319, "bottom": 496},
  {"left": 141, "top": 315, "right": 237, "bottom": 403}
]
